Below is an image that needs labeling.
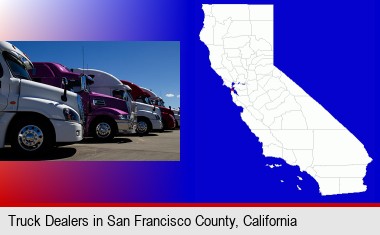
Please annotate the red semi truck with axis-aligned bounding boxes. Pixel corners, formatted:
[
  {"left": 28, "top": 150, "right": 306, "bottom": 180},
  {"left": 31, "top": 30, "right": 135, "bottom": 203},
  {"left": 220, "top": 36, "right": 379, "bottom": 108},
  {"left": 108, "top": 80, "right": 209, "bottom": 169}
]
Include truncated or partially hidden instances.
[
  {"left": 140, "top": 87, "right": 180, "bottom": 128},
  {"left": 121, "top": 81, "right": 176, "bottom": 130}
]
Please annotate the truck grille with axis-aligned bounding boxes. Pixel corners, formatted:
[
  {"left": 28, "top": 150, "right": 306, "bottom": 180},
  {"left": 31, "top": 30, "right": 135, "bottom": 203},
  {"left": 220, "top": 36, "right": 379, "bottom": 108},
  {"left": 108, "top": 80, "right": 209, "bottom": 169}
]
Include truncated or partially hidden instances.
[{"left": 93, "top": 99, "right": 106, "bottom": 106}]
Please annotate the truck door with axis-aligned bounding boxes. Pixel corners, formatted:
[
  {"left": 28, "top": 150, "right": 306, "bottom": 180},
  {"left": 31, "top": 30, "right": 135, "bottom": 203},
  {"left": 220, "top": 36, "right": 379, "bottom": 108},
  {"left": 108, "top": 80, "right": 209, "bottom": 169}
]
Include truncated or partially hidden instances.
[{"left": 0, "top": 62, "right": 8, "bottom": 110}]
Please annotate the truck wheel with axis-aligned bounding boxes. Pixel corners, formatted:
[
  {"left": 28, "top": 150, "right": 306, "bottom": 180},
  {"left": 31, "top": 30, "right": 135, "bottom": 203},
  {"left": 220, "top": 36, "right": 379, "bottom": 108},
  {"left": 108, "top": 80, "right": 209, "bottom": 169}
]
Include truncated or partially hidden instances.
[
  {"left": 92, "top": 119, "right": 115, "bottom": 141},
  {"left": 162, "top": 119, "right": 168, "bottom": 130},
  {"left": 11, "top": 118, "right": 53, "bottom": 155},
  {"left": 136, "top": 118, "right": 151, "bottom": 136}
]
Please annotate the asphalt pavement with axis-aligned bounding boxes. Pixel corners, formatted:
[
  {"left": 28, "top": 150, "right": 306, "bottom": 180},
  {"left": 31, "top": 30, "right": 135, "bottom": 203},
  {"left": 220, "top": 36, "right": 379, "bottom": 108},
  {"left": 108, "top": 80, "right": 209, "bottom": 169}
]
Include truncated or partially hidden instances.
[{"left": 0, "top": 130, "right": 180, "bottom": 161}]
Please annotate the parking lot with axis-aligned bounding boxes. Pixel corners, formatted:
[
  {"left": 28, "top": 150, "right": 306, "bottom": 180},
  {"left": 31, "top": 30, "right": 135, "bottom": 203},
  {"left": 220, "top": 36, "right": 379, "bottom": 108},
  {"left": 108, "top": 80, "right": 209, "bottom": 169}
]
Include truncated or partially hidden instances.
[{"left": 0, "top": 130, "right": 180, "bottom": 161}]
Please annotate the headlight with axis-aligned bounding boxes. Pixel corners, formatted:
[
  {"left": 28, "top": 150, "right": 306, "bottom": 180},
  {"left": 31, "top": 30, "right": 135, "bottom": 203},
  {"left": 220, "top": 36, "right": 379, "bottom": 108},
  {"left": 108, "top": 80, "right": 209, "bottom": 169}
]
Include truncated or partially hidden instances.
[
  {"left": 118, "top": 114, "right": 130, "bottom": 120},
  {"left": 63, "top": 108, "right": 80, "bottom": 123},
  {"left": 155, "top": 114, "right": 160, "bottom": 120}
]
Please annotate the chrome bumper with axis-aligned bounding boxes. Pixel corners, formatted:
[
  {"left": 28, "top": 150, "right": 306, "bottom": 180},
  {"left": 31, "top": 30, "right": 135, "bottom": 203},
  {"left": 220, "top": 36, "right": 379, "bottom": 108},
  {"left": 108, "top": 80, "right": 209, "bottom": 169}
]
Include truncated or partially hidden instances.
[{"left": 116, "top": 119, "right": 137, "bottom": 134}]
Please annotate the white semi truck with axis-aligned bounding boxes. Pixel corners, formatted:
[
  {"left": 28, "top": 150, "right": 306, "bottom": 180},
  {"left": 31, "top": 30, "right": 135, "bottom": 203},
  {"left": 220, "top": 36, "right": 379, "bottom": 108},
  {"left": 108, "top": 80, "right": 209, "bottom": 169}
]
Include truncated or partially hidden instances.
[
  {"left": 71, "top": 68, "right": 163, "bottom": 135},
  {"left": 0, "top": 41, "right": 83, "bottom": 154}
]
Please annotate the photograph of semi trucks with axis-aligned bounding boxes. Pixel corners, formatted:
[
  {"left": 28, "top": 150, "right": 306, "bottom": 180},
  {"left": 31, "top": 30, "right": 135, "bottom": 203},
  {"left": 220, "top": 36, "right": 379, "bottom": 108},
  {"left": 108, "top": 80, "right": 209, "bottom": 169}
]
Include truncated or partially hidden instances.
[{"left": 0, "top": 41, "right": 180, "bottom": 161}]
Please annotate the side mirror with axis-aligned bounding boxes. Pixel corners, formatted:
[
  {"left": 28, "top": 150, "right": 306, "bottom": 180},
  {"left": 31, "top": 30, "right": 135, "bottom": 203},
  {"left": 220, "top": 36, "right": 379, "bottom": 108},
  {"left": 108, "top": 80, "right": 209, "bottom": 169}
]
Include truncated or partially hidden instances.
[
  {"left": 153, "top": 106, "right": 156, "bottom": 112},
  {"left": 169, "top": 106, "right": 172, "bottom": 110},
  {"left": 61, "top": 77, "right": 68, "bottom": 102},
  {"left": 80, "top": 75, "right": 87, "bottom": 91}
]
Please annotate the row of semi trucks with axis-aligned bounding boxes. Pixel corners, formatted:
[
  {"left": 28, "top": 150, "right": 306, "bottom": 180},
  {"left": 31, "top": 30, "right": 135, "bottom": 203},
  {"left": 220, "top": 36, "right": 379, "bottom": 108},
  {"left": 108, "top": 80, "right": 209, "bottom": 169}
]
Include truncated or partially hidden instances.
[{"left": 0, "top": 41, "right": 180, "bottom": 154}]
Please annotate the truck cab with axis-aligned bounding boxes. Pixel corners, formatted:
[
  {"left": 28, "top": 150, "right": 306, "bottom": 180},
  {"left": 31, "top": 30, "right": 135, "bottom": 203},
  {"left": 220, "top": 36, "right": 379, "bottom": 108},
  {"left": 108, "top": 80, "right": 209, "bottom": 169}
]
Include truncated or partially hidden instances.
[
  {"left": 71, "top": 68, "right": 163, "bottom": 135},
  {"left": 139, "top": 87, "right": 176, "bottom": 129},
  {"left": 141, "top": 87, "right": 179, "bottom": 128},
  {"left": 29, "top": 63, "right": 136, "bottom": 140},
  {"left": 120, "top": 80, "right": 164, "bottom": 135},
  {"left": 0, "top": 42, "right": 83, "bottom": 154}
]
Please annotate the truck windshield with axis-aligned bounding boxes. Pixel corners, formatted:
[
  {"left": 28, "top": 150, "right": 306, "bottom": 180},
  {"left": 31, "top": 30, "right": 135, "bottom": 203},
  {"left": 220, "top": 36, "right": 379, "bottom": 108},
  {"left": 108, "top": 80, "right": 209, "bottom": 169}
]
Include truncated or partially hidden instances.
[
  {"left": 112, "top": 90, "right": 125, "bottom": 100},
  {"left": 136, "top": 96, "right": 152, "bottom": 104},
  {"left": 158, "top": 99, "right": 165, "bottom": 107},
  {"left": 126, "top": 91, "right": 134, "bottom": 102},
  {"left": 144, "top": 97, "right": 152, "bottom": 105},
  {"left": 152, "top": 99, "right": 165, "bottom": 107},
  {"left": 3, "top": 52, "right": 31, "bottom": 80}
]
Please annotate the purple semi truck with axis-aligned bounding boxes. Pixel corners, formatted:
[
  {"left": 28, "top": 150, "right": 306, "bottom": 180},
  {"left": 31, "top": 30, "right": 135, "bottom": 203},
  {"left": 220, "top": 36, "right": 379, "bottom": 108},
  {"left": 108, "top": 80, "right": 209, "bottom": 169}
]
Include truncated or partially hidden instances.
[{"left": 29, "top": 62, "right": 137, "bottom": 140}]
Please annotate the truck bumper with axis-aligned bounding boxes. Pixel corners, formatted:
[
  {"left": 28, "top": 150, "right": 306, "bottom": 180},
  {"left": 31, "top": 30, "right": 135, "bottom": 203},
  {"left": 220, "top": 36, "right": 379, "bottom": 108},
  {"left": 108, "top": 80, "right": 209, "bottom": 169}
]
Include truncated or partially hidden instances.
[
  {"left": 151, "top": 119, "right": 163, "bottom": 130},
  {"left": 116, "top": 119, "right": 137, "bottom": 134},
  {"left": 51, "top": 120, "right": 83, "bottom": 143},
  {"left": 0, "top": 112, "right": 16, "bottom": 148}
]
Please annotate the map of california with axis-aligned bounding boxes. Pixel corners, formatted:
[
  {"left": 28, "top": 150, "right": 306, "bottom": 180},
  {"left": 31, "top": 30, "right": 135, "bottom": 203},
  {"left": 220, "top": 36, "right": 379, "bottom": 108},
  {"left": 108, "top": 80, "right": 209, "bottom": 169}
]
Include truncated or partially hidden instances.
[{"left": 200, "top": 4, "right": 372, "bottom": 195}]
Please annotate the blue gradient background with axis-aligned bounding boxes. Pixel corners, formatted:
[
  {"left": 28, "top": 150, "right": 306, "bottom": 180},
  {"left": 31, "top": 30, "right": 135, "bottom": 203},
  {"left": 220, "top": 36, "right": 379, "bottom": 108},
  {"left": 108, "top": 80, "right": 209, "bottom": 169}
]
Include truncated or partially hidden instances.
[{"left": 0, "top": 0, "right": 378, "bottom": 203}]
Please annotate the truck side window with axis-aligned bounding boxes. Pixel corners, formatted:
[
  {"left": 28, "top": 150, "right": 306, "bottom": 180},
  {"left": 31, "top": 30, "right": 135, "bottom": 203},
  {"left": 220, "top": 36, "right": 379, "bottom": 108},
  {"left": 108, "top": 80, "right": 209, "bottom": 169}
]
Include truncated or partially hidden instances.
[
  {"left": 112, "top": 90, "right": 124, "bottom": 99},
  {"left": 3, "top": 52, "right": 31, "bottom": 80}
]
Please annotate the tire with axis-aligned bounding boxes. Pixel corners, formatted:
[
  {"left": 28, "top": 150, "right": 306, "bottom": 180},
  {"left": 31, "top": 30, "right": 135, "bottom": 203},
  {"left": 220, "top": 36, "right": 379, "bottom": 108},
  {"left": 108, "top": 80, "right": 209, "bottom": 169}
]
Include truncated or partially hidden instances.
[
  {"left": 10, "top": 118, "right": 53, "bottom": 155},
  {"left": 136, "top": 118, "right": 151, "bottom": 136},
  {"left": 92, "top": 119, "right": 116, "bottom": 141},
  {"left": 162, "top": 119, "right": 168, "bottom": 130}
]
